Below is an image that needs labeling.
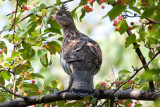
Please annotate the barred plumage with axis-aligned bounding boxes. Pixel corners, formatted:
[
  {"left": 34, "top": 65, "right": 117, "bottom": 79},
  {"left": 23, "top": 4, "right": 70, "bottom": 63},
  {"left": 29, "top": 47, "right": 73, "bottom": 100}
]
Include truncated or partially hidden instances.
[{"left": 55, "top": 3, "right": 102, "bottom": 96}]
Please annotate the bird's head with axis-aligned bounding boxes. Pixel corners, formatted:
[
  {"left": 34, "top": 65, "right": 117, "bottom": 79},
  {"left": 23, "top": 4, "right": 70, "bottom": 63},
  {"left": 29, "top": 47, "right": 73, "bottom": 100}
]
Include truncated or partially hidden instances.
[{"left": 53, "top": 5, "right": 75, "bottom": 30}]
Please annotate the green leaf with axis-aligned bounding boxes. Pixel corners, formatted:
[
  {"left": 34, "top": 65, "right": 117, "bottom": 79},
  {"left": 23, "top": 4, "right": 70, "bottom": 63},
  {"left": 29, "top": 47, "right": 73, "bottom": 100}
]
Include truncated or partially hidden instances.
[
  {"left": 39, "top": 3, "right": 46, "bottom": 11},
  {"left": 40, "top": 53, "right": 48, "bottom": 68},
  {"left": 31, "top": 32, "right": 39, "bottom": 37},
  {"left": 33, "top": 7, "right": 39, "bottom": 14},
  {"left": 0, "top": 41, "right": 7, "bottom": 54},
  {"left": 22, "top": 82, "right": 38, "bottom": 91},
  {"left": 47, "top": 41, "right": 61, "bottom": 54},
  {"left": 20, "top": 48, "right": 35, "bottom": 60},
  {"left": 44, "top": 85, "right": 52, "bottom": 90},
  {"left": 48, "top": 34, "right": 56, "bottom": 37},
  {"left": 27, "top": 22, "right": 38, "bottom": 35},
  {"left": 131, "top": 25, "right": 139, "bottom": 30},
  {"left": 44, "top": 28, "right": 61, "bottom": 35},
  {"left": 51, "top": 80, "right": 59, "bottom": 88},
  {"left": 106, "top": 5, "right": 127, "bottom": 20},
  {"left": 125, "top": 34, "right": 136, "bottom": 48},
  {"left": 56, "top": 0, "right": 61, "bottom": 5},
  {"left": 0, "top": 77, "right": 5, "bottom": 85},
  {"left": 119, "top": 20, "right": 128, "bottom": 34},
  {"left": 128, "top": 0, "right": 136, "bottom": 6},
  {"left": 37, "top": 49, "right": 47, "bottom": 57},
  {"left": 37, "top": 90, "right": 48, "bottom": 98},
  {"left": 3, "top": 25, "right": 10, "bottom": 31},
  {"left": 58, "top": 37, "right": 63, "bottom": 41},
  {"left": 65, "top": 103, "right": 76, "bottom": 107},
  {"left": 80, "top": 8, "right": 85, "bottom": 22},
  {"left": 11, "top": 52, "right": 22, "bottom": 59},
  {"left": 48, "top": 19, "right": 61, "bottom": 30},
  {"left": 0, "top": 71, "right": 11, "bottom": 81},
  {"left": 141, "top": 7, "right": 156, "bottom": 18},
  {"left": 134, "top": 104, "right": 142, "bottom": 107},
  {"left": 71, "top": 6, "right": 79, "bottom": 19},
  {"left": 129, "top": 6, "right": 141, "bottom": 14},
  {"left": 118, "top": 70, "right": 131, "bottom": 74},
  {"left": 57, "top": 101, "right": 65, "bottom": 107},
  {"left": 148, "top": 51, "right": 153, "bottom": 59},
  {"left": 30, "top": 73, "right": 44, "bottom": 79}
]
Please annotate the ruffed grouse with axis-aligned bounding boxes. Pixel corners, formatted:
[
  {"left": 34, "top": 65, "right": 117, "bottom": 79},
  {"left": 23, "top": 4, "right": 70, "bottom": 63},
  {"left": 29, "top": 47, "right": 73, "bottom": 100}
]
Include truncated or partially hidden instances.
[{"left": 54, "top": 5, "right": 102, "bottom": 96}]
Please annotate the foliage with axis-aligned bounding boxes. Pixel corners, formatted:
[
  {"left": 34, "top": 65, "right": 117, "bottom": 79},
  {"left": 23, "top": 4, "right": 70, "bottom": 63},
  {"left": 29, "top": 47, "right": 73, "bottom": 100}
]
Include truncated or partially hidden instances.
[{"left": 0, "top": 0, "right": 160, "bottom": 106}]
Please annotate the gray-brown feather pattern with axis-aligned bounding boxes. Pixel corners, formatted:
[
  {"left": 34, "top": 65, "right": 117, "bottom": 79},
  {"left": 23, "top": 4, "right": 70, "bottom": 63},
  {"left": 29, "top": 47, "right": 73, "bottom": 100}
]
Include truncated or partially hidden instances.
[{"left": 55, "top": 5, "right": 102, "bottom": 96}]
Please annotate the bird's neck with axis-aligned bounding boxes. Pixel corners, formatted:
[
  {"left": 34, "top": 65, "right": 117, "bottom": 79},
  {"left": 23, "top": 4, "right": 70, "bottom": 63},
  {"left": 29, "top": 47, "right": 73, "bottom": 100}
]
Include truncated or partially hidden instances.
[{"left": 62, "top": 24, "right": 78, "bottom": 33}]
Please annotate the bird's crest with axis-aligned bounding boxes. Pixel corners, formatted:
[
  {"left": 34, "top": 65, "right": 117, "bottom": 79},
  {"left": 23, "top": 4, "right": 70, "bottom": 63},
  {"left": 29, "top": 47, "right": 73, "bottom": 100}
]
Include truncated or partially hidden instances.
[
  {"left": 60, "top": 0, "right": 73, "bottom": 11},
  {"left": 61, "top": 3, "right": 68, "bottom": 11}
]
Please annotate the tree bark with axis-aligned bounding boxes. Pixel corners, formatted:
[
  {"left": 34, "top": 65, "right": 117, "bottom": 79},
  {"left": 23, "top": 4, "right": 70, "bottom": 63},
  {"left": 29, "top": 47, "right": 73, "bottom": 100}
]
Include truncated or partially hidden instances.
[{"left": 0, "top": 90, "right": 159, "bottom": 107}]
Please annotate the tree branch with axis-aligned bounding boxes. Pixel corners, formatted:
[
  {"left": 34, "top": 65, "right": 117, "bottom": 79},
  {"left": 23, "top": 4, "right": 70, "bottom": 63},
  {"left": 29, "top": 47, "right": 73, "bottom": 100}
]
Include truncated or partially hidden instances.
[
  {"left": 127, "top": 30, "right": 155, "bottom": 91},
  {"left": 0, "top": 69, "right": 15, "bottom": 75},
  {"left": 0, "top": 90, "right": 159, "bottom": 107},
  {"left": 0, "top": 85, "right": 28, "bottom": 100},
  {"left": 100, "top": 29, "right": 159, "bottom": 106}
]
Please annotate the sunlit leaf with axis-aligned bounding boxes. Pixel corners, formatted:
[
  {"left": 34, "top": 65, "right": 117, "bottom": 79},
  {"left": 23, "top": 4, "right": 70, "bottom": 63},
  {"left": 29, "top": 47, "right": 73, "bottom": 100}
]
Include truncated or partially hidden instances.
[
  {"left": 118, "top": 70, "right": 131, "bottom": 74},
  {"left": 40, "top": 53, "right": 48, "bottom": 68},
  {"left": 30, "top": 73, "right": 44, "bottom": 79},
  {"left": 38, "top": 49, "right": 47, "bottom": 57},
  {"left": 80, "top": 8, "right": 85, "bottom": 22},
  {"left": 56, "top": 0, "right": 61, "bottom": 5},
  {"left": 39, "top": 3, "right": 46, "bottom": 11},
  {"left": 22, "top": 82, "right": 38, "bottom": 91},
  {"left": 104, "top": 5, "right": 126, "bottom": 20},
  {"left": 51, "top": 80, "right": 59, "bottom": 88},
  {"left": 47, "top": 41, "right": 61, "bottom": 54},
  {"left": 0, "top": 71, "right": 11, "bottom": 81},
  {"left": 119, "top": 20, "right": 128, "bottom": 35},
  {"left": 125, "top": 34, "right": 136, "bottom": 48},
  {"left": 0, "top": 77, "right": 5, "bottom": 85}
]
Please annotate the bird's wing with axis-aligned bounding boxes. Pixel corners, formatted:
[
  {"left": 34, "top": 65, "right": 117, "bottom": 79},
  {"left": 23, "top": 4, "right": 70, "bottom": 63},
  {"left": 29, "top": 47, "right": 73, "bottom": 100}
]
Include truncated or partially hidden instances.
[
  {"left": 62, "top": 36, "right": 102, "bottom": 74},
  {"left": 63, "top": 39, "right": 86, "bottom": 62}
]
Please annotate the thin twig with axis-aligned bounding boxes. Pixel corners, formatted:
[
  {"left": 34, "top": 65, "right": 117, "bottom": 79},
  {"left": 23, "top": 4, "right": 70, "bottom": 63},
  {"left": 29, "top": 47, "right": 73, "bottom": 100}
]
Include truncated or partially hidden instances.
[
  {"left": 135, "top": 49, "right": 160, "bottom": 72},
  {"left": 0, "top": 85, "right": 28, "bottom": 100},
  {"left": 1, "top": 0, "right": 74, "bottom": 34},
  {"left": 146, "top": 18, "right": 160, "bottom": 24},
  {"left": 12, "top": 0, "right": 19, "bottom": 100},
  {"left": 0, "top": 69, "right": 14, "bottom": 75},
  {"left": 144, "top": 44, "right": 155, "bottom": 55},
  {"left": 18, "top": 13, "right": 34, "bottom": 23},
  {"left": 123, "top": 12, "right": 141, "bottom": 18},
  {"left": 100, "top": 70, "right": 139, "bottom": 106}
]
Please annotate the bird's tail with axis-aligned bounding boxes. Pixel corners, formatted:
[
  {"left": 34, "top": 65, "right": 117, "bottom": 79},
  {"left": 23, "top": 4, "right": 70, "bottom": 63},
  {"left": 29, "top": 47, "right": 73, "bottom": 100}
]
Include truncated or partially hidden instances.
[{"left": 71, "top": 70, "right": 95, "bottom": 97}]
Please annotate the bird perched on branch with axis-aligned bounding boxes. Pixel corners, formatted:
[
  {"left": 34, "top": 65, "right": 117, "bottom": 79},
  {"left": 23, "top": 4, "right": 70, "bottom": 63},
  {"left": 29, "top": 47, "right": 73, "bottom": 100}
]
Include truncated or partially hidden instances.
[{"left": 54, "top": 3, "right": 102, "bottom": 97}]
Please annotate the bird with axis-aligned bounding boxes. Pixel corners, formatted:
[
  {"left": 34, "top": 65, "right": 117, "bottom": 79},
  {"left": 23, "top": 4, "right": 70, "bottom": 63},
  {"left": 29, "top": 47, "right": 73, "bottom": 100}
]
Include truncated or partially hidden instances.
[{"left": 54, "top": 3, "right": 102, "bottom": 97}]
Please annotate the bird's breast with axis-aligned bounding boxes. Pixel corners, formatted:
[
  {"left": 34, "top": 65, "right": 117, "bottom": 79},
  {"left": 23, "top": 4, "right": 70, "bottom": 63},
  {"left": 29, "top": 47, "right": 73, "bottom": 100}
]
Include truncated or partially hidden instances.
[{"left": 60, "top": 50, "right": 72, "bottom": 75}]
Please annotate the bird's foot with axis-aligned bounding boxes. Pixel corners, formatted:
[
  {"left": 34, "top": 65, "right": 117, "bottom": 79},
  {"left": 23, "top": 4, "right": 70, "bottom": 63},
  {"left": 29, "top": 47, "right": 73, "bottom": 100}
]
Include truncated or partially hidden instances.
[
  {"left": 71, "top": 88, "right": 95, "bottom": 98},
  {"left": 57, "top": 89, "right": 70, "bottom": 95}
]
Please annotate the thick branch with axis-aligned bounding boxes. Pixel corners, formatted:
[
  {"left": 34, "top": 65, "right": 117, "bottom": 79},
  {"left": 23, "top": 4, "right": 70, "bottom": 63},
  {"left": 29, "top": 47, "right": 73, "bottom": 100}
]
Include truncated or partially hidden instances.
[
  {"left": 127, "top": 30, "right": 155, "bottom": 91},
  {"left": 0, "top": 90, "right": 159, "bottom": 107}
]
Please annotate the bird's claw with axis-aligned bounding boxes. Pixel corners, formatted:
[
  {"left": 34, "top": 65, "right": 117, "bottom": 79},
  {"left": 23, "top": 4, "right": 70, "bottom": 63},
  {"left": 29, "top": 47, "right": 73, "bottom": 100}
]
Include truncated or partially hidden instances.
[{"left": 57, "top": 89, "right": 70, "bottom": 95}]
